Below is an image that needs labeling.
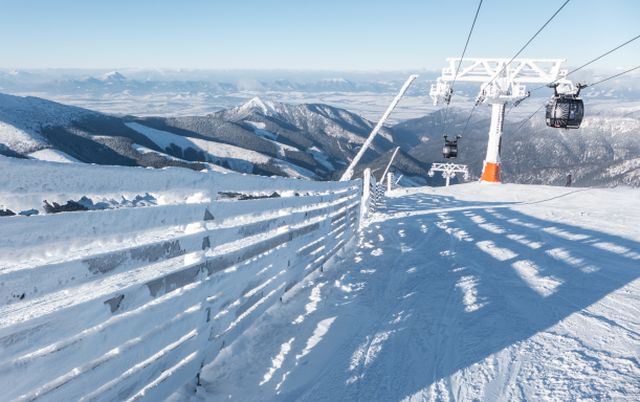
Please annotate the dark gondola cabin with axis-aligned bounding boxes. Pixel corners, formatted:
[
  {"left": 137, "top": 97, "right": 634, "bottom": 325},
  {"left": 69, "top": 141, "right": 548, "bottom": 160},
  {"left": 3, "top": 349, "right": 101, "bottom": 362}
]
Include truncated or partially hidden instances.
[
  {"left": 545, "top": 83, "right": 586, "bottom": 129},
  {"left": 442, "top": 135, "right": 460, "bottom": 159}
]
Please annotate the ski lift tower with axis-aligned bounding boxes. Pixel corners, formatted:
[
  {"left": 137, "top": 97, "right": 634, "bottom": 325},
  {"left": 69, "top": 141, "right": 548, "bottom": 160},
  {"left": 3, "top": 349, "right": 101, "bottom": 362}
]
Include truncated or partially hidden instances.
[
  {"left": 428, "top": 162, "right": 469, "bottom": 187},
  {"left": 430, "top": 58, "right": 575, "bottom": 182}
]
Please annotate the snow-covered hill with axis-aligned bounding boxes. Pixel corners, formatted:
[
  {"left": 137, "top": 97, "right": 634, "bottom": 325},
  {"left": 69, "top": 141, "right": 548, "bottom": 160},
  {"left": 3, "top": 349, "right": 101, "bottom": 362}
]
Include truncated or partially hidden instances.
[
  {"left": 393, "top": 106, "right": 640, "bottom": 187},
  {"left": 0, "top": 92, "right": 97, "bottom": 155},
  {"left": 156, "top": 96, "right": 423, "bottom": 180},
  {"left": 0, "top": 92, "right": 428, "bottom": 183},
  {"left": 194, "top": 183, "right": 640, "bottom": 402}
]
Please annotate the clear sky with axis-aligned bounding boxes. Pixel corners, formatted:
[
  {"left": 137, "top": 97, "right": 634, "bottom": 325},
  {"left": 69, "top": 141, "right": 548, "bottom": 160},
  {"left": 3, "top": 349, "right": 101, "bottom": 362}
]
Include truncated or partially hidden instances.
[{"left": 1, "top": 0, "right": 638, "bottom": 71}]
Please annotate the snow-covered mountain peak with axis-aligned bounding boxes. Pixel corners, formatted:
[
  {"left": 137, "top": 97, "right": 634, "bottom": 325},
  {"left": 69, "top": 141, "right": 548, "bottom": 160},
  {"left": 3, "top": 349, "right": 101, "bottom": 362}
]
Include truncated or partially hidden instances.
[
  {"left": 99, "top": 71, "right": 127, "bottom": 82},
  {"left": 320, "top": 77, "right": 349, "bottom": 83},
  {"left": 237, "top": 96, "right": 279, "bottom": 116}
]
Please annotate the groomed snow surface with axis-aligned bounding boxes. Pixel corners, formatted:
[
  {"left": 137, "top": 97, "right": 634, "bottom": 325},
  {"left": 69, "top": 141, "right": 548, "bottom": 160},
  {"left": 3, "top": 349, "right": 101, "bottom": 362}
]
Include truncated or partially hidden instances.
[{"left": 187, "top": 183, "right": 640, "bottom": 402}]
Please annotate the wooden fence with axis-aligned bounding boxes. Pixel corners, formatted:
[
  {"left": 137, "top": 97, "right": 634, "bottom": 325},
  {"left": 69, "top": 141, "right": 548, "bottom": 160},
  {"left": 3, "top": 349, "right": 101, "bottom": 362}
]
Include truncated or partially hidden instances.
[{"left": 0, "top": 160, "right": 381, "bottom": 401}]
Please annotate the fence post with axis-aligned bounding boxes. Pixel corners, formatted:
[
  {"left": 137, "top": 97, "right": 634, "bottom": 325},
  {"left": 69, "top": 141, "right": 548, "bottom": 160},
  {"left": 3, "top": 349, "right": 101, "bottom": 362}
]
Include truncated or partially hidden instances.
[
  {"left": 370, "top": 171, "right": 378, "bottom": 212},
  {"left": 374, "top": 176, "right": 383, "bottom": 209},
  {"left": 359, "top": 168, "right": 372, "bottom": 230},
  {"left": 387, "top": 172, "right": 394, "bottom": 192}
]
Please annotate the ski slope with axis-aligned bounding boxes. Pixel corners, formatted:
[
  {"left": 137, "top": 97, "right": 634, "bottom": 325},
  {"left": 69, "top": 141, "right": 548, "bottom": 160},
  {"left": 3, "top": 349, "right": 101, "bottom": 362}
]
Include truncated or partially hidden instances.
[{"left": 195, "top": 183, "right": 640, "bottom": 402}]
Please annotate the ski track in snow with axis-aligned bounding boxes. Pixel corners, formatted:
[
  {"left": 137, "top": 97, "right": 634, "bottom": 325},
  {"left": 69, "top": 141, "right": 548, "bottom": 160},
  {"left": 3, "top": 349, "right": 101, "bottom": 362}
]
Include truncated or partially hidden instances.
[{"left": 197, "top": 184, "right": 640, "bottom": 402}]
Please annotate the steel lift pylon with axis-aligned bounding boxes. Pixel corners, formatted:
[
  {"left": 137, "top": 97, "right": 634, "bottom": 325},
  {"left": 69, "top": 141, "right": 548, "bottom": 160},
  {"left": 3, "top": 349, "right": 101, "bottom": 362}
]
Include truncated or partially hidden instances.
[
  {"left": 428, "top": 162, "right": 469, "bottom": 187},
  {"left": 430, "top": 58, "right": 576, "bottom": 183}
]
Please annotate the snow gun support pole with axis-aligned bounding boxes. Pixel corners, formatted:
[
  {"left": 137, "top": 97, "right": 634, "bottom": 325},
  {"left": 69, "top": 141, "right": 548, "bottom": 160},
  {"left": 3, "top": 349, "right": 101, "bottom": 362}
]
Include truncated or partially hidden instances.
[
  {"left": 430, "top": 58, "right": 575, "bottom": 183},
  {"left": 340, "top": 74, "right": 418, "bottom": 181}
]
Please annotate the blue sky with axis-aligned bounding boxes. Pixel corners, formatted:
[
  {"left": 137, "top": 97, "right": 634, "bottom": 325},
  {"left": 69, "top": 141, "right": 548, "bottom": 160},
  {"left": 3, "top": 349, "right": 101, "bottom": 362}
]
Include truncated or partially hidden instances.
[{"left": 0, "top": 0, "right": 638, "bottom": 71}]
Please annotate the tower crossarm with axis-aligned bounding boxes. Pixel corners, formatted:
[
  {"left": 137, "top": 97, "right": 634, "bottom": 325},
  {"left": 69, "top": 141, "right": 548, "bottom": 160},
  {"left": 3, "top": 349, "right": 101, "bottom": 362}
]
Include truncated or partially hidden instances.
[{"left": 430, "top": 58, "right": 574, "bottom": 105}]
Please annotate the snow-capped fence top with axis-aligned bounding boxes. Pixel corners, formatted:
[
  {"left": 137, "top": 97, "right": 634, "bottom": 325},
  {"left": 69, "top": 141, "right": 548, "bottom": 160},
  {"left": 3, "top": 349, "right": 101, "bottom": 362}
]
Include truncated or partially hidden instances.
[
  {"left": 0, "top": 157, "right": 365, "bottom": 402},
  {"left": 0, "top": 156, "right": 355, "bottom": 216}
]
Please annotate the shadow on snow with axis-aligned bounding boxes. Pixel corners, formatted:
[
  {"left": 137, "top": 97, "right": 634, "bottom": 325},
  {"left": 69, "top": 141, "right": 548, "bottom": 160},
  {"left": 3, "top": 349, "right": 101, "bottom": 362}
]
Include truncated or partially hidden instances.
[{"left": 207, "top": 192, "right": 640, "bottom": 401}]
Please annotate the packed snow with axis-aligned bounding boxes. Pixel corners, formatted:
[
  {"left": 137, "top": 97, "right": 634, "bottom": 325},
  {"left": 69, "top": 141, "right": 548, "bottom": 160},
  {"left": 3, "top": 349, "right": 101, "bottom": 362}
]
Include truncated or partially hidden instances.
[{"left": 193, "top": 183, "right": 640, "bottom": 401}]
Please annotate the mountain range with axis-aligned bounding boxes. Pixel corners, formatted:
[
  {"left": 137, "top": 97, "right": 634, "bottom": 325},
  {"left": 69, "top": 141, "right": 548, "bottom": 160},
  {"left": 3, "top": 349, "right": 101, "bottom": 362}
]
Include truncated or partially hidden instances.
[
  {"left": 2, "top": 69, "right": 640, "bottom": 101},
  {"left": 0, "top": 92, "right": 429, "bottom": 185},
  {"left": 1, "top": 91, "right": 639, "bottom": 187},
  {"left": 395, "top": 106, "right": 640, "bottom": 187}
]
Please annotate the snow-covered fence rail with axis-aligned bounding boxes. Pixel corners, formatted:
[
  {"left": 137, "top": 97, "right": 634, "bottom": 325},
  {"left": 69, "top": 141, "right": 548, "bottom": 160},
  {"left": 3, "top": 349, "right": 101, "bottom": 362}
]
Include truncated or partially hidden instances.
[
  {"left": 0, "top": 158, "right": 361, "bottom": 401},
  {"left": 360, "top": 168, "right": 384, "bottom": 223}
]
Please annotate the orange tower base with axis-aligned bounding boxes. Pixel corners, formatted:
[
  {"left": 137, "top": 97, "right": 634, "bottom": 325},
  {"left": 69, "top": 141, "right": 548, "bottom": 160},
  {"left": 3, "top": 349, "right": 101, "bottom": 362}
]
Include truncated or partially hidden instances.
[{"left": 480, "top": 162, "right": 501, "bottom": 183}]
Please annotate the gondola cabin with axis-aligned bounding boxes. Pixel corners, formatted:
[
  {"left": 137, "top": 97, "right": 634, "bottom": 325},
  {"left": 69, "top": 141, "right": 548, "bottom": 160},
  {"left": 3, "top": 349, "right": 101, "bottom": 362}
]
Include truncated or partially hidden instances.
[
  {"left": 442, "top": 135, "right": 460, "bottom": 159},
  {"left": 545, "top": 83, "right": 586, "bottom": 129}
]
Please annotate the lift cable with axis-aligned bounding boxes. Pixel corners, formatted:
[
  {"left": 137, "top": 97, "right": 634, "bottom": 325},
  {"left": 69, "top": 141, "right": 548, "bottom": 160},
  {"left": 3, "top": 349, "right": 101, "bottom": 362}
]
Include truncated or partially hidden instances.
[
  {"left": 460, "top": 105, "right": 478, "bottom": 138},
  {"left": 440, "top": 0, "right": 483, "bottom": 137},
  {"left": 530, "top": 32, "right": 640, "bottom": 92},
  {"left": 499, "top": 0, "right": 572, "bottom": 82},
  {"left": 588, "top": 64, "right": 640, "bottom": 87},
  {"left": 506, "top": 32, "right": 640, "bottom": 116},
  {"left": 511, "top": 103, "right": 547, "bottom": 133},
  {"left": 459, "top": 0, "right": 572, "bottom": 137},
  {"left": 511, "top": 63, "right": 640, "bottom": 132}
]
